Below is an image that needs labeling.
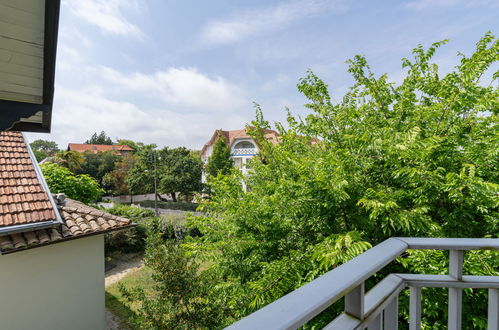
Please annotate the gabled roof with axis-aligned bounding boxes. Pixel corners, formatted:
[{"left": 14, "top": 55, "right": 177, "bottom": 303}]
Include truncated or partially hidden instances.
[
  {"left": 201, "top": 128, "right": 280, "bottom": 157},
  {"left": 0, "top": 198, "right": 132, "bottom": 254},
  {"left": 68, "top": 144, "right": 134, "bottom": 153},
  {"left": 0, "top": 132, "right": 59, "bottom": 228}
]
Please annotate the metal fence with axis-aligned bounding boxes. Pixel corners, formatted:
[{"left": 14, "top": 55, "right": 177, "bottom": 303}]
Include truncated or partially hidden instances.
[{"left": 226, "top": 237, "right": 499, "bottom": 330}]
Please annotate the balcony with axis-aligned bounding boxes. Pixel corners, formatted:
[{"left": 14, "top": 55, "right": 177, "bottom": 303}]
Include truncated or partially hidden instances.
[
  {"left": 226, "top": 238, "right": 499, "bottom": 330},
  {"left": 231, "top": 147, "right": 257, "bottom": 156}
]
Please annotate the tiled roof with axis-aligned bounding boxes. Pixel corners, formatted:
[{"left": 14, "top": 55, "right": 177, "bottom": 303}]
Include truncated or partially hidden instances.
[
  {"left": 0, "top": 132, "right": 57, "bottom": 227},
  {"left": 68, "top": 144, "right": 134, "bottom": 154},
  {"left": 0, "top": 198, "right": 132, "bottom": 254}
]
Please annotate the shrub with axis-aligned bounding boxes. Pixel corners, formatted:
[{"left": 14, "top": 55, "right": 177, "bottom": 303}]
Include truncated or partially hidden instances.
[
  {"left": 136, "top": 200, "right": 198, "bottom": 211},
  {"left": 104, "top": 204, "right": 155, "bottom": 253},
  {"left": 103, "top": 204, "right": 195, "bottom": 253},
  {"left": 41, "top": 162, "right": 103, "bottom": 203}
]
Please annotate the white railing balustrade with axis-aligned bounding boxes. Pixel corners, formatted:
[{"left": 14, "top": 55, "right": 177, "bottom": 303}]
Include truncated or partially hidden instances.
[
  {"left": 226, "top": 237, "right": 499, "bottom": 330},
  {"left": 231, "top": 148, "right": 257, "bottom": 156}
]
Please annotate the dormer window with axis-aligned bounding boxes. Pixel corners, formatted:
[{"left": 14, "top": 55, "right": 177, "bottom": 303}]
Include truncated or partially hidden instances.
[{"left": 234, "top": 141, "right": 255, "bottom": 149}]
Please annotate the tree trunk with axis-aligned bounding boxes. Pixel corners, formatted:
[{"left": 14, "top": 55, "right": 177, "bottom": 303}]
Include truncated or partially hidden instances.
[
  {"left": 171, "top": 192, "right": 177, "bottom": 202},
  {"left": 156, "top": 193, "right": 168, "bottom": 202}
]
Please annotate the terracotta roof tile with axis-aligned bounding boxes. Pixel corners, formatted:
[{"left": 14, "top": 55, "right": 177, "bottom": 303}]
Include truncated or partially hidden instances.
[
  {"left": 0, "top": 198, "right": 134, "bottom": 254},
  {"left": 68, "top": 143, "right": 133, "bottom": 155},
  {"left": 0, "top": 132, "right": 57, "bottom": 227}
]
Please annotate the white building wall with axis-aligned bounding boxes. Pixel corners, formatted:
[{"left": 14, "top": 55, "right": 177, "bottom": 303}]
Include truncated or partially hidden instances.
[{"left": 0, "top": 235, "right": 105, "bottom": 330}]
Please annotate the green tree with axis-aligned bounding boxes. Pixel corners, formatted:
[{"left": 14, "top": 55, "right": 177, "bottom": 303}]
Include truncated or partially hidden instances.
[
  {"left": 29, "top": 139, "right": 59, "bottom": 161},
  {"left": 85, "top": 131, "right": 113, "bottom": 145},
  {"left": 103, "top": 154, "right": 138, "bottom": 196},
  {"left": 78, "top": 151, "right": 119, "bottom": 186},
  {"left": 116, "top": 139, "right": 144, "bottom": 152},
  {"left": 120, "top": 231, "right": 230, "bottom": 329},
  {"left": 158, "top": 147, "right": 203, "bottom": 202},
  {"left": 186, "top": 34, "right": 498, "bottom": 328},
  {"left": 52, "top": 150, "right": 84, "bottom": 172},
  {"left": 206, "top": 134, "right": 234, "bottom": 177},
  {"left": 41, "top": 162, "right": 104, "bottom": 203},
  {"left": 126, "top": 146, "right": 203, "bottom": 201}
]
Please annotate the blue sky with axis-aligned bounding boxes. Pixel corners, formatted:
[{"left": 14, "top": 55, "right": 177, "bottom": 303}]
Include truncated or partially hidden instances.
[{"left": 27, "top": 0, "right": 498, "bottom": 149}]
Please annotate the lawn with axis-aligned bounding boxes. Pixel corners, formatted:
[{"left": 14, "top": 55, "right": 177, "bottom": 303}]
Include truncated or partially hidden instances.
[{"left": 105, "top": 266, "right": 154, "bottom": 329}]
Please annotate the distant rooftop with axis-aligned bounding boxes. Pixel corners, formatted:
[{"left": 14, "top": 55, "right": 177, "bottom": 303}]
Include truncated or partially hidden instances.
[{"left": 67, "top": 143, "right": 134, "bottom": 154}]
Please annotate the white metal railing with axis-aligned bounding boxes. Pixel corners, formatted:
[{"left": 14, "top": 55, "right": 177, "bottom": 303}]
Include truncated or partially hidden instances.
[
  {"left": 232, "top": 147, "right": 257, "bottom": 156},
  {"left": 226, "top": 237, "right": 499, "bottom": 330}
]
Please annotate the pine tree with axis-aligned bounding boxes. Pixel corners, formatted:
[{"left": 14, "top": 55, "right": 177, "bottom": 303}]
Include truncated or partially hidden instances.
[{"left": 206, "top": 134, "right": 233, "bottom": 177}]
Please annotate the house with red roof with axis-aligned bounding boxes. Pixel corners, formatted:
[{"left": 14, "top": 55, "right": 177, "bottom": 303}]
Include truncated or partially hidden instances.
[
  {"left": 201, "top": 127, "right": 279, "bottom": 175},
  {"left": 68, "top": 143, "right": 134, "bottom": 156}
]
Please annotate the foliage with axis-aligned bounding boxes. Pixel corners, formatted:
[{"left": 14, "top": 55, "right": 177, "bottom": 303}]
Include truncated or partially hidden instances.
[
  {"left": 103, "top": 154, "right": 138, "bottom": 196},
  {"left": 206, "top": 134, "right": 234, "bottom": 177},
  {"left": 136, "top": 200, "right": 198, "bottom": 211},
  {"left": 158, "top": 148, "right": 203, "bottom": 202},
  {"left": 40, "top": 162, "right": 104, "bottom": 203},
  {"left": 184, "top": 34, "right": 499, "bottom": 328},
  {"left": 126, "top": 144, "right": 157, "bottom": 195},
  {"left": 86, "top": 131, "right": 113, "bottom": 144},
  {"left": 51, "top": 150, "right": 84, "bottom": 172},
  {"left": 103, "top": 204, "right": 193, "bottom": 253},
  {"left": 78, "top": 151, "right": 119, "bottom": 186},
  {"left": 127, "top": 147, "right": 203, "bottom": 201},
  {"left": 103, "top": 204, "right": 154, "bottom": 253},
  {"left": 106, "top": 266, "right": 155, "bottom": 329},
  {"left": 117, "top": 139, "right": 144, "bottom": 152},
  {"left": 119, "top": 232, "right": 230, "bottom": 329},
  {"left": 29, "top": 139, "right": 59, "bottom": 161}
]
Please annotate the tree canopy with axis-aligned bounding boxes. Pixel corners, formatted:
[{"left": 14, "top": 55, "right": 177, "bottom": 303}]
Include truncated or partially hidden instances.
[
  {"left": 206, "top": 134, "right": 234, "bottom": 177},
  {"left": 41, "top": 163, "right": 104, "bottom": 204},
  {"left": 184, "top": 33, "right": 498, "bottom": 328},
  {"left": 126, "top": 146, "right": 203, "bottom": 201},
  {"left": 85, "top": 131, "right": 113, "bottom": 145},
  {"left": 29, "top": 139, "right": 59, "bottom": 161}
]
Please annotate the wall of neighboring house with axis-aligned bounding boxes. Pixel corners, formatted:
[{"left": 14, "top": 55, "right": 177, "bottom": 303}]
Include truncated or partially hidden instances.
[{"left": 0, "top": 235, "right": 105, "bottom": 330}]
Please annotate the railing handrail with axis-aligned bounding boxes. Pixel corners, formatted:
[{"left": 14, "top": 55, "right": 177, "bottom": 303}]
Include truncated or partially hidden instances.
[{"left": 226, "top": 237, "right": 499, "bottom": 330}]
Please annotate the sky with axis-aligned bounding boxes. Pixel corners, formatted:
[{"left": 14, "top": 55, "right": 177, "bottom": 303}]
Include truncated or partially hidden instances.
[{"left": 27, "top": 0, "right": 498, "bottom": 150}]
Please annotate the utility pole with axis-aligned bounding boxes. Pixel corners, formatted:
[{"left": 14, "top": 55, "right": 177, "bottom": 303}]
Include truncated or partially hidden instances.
[
  {"left": 150, "top": 150, "right": 159, "bottom": 217},
  {"left": 154, "top": 151, "right": 158, "bottom": 216}
]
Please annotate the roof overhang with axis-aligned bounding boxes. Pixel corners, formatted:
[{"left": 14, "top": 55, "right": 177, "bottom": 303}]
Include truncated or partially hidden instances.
[{"left": 0, "top": 0, "right": 61, "bottom": 132}]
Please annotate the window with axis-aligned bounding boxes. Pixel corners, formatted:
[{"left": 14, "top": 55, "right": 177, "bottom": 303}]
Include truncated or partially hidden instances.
[{"left": 234, "top": 141, "right": 255, "bottom": 149}]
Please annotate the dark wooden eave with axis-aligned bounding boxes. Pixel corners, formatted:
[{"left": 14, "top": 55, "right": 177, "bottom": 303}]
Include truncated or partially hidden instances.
[{"left": 0, "top": 0, "right": 61, "bottom": 132}]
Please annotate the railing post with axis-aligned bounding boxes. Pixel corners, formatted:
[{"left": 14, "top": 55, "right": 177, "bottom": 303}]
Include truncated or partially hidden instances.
[
  {"left": 448, "top": 250, "right": 463, "bottom": 330},
  {"left": 489, "top": 289, "right": 499, "bottom": 330},
  {"left": 345, "top": 283, "right": 364, "bottom": 320},
  {"left": 409, "top": 286, "right": 421, "bottom": 330},
  {"left": 367, "top": 314, "right": 381, "bottom": 330},
  {"left": 384, "top": 296, "right": 398, "bottom": 330}
]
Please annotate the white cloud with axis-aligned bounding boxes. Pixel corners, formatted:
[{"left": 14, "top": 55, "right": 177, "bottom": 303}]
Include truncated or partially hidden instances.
[
  {"left": 27, "top": 87, "right": 247, "bottom": 149},
  {"left": 202, "top": 0, "right": 348, "bottom": 45},
  {"left": 63, "top": 0, "right": 142, "bottom": 37},
  {"left": 403, "top": 0, "right": 496, "bottom": 11},
  {"left": 96, "top": 66, "right": 246, "bottom": 111}
]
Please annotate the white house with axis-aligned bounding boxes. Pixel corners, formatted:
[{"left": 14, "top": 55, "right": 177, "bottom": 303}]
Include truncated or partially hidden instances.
[
  {"left": 0, "top": 131, "right": 133, "bottom": 330},
  {"left": 200, "top": 128, "right": 280, "bottom": 176}
]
